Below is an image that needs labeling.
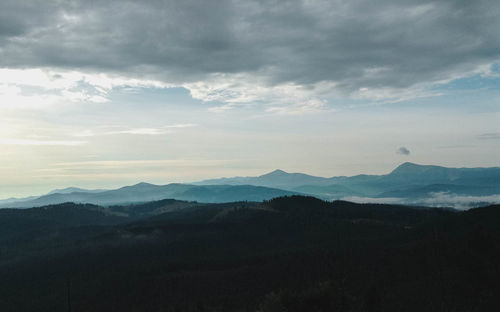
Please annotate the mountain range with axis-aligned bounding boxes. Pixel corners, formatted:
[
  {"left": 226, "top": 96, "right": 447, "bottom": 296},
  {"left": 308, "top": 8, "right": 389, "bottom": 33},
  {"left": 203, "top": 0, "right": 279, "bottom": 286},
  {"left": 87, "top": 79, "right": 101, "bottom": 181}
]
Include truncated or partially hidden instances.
[
  {"left": 0, "top": 183, "right": 298, "bottom": 208},
  {"left": 197, "top": 162, "right": 500, "bottom": 207},
  {"left": 1, "top": 162, "right": 499, "bottom": 209}
]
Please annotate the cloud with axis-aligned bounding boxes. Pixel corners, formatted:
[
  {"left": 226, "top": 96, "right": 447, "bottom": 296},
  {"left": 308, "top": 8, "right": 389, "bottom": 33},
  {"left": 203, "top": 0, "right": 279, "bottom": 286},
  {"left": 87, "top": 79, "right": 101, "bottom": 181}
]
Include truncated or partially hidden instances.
[
  {"left": 107, "top": 128, "right": 172, "bottom": 135},
  {"left": 72, "top": 130, "right": 96, "bottom": 138},
  {"left": 418, "top": 192, "right": 500, "bottom": 210},
  {"left": 72, "top": 124, "right": 197, "bottom": 137},
  {"left": 0, "top": 0, "right": 499, "bottom": 106},
  {"left": 343, "top": 193, "right": 500, "bottom": 210},
  {"left": 53, "top": 159, "right": 234, "bottom": 168},
  {"left": 477, "top": 133, "right": 500, "bottom": 140},
  {"left": 266, "top": 98, "right": 332, "bottom": 115},
  {"left": 396, "top": 146, "right": 410, "bottom": 155},
  {"left": 341, "top": 196, "right": 403, "bottom": 205},
  {"left": 163, "top": 123, "right": 197, "bottom": 129},
  {"left": 0, "top": 68, "right": 170, "bottom": 110},
  {"left": 0, "top": 138, "right": 87, "bottom": 146}
]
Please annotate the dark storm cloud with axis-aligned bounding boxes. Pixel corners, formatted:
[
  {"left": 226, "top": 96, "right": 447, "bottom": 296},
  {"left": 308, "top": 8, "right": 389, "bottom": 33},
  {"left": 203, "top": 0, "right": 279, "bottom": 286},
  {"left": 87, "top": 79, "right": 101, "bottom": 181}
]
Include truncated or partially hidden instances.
[
  {"left": 396, "top": 147, "right": 410, "bottom": 155},
  {"left": 1, "top": 0, "right": 499, "bottom": 92},
  {"left": 0, "top": 1, "right": 55, "bottom": 37}
]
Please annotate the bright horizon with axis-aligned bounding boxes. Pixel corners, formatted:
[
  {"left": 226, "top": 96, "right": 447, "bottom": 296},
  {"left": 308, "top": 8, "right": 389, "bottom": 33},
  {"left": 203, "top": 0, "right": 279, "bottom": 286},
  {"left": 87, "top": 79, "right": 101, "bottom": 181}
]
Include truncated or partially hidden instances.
[{"left": 1, "top": 0, "right": 500, "bottom": 198}]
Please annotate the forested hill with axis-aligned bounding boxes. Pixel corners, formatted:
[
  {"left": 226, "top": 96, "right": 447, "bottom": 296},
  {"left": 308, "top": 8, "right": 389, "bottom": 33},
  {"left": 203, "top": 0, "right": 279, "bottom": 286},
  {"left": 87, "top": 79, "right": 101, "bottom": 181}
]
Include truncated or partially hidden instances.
[{"left": 0, "top": 196, "right": 499, "bottom": 311}]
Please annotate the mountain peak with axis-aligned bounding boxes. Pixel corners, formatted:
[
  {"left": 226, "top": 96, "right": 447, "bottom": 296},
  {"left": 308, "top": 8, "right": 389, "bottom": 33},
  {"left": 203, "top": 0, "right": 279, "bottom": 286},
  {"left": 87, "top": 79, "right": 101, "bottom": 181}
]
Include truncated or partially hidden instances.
[
  {"left": 118, "top": 182, "right": 157, "bottom": 190},
  {"left": 390, "top": 162, "right": 425, "bottom": 174},
  {"left": 48, "top": 187, "right": 86, "bottom": 195},
  {"left": 397, "top": 162, "right": 420, "bottom": 169},
  {"left": 47, "top": 187, "right": 105, "bottom": 195},
  {"left": 390, "top": 162, "right": 450, "bottom": 177},
  {"left": 132, "top": 182, "right": 156, "bottom": 187},
  {"left": 261, "top": 169, "right": 289, "bottom": 177}
]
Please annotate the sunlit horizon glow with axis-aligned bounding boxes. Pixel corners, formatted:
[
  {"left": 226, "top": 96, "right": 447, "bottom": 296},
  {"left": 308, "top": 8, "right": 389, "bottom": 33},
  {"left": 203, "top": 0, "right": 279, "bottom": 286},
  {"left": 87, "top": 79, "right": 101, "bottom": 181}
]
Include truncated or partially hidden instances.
[{"left": 1, "top": 0, "right": 499, "bottom": 198}]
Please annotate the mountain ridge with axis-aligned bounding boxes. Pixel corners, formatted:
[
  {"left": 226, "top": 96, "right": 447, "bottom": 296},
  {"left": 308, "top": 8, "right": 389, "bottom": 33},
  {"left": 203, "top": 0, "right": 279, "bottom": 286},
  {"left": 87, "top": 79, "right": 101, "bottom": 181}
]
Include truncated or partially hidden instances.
[
  {"left": 0, "top": 183, "right": 299, "bottom": 209},
  {"left": 194, "top": 162, "right": 500, "bottom": 207},
  {"left": 1, "top": 162, "right": 499, "bottom": 209}
]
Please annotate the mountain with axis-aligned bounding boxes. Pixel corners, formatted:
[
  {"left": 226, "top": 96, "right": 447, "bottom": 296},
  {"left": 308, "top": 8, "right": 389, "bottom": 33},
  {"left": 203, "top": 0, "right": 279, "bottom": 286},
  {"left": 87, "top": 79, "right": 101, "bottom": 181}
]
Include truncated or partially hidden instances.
[
  {"left": 195, "top": 163, "right": 500, "bottom": 207},
  {"left": 0, "top": 187, "right": 106, "bottom": 207},
  {"left": 195, "top": 168, "right": 380, "bottom": 192},
  {"left": 0, "top": 183, "right": 298, "bottom": 208},
  {"left": 1, "top": 162, "right": 499, "bottom": 209},
  {"left": 197, "top": 169, "right": 333, "bottom": 188},
  {"left": 379, "top": 163, "right": 500, "bottom": 199},
  {"left": 388, "top": 162, "right": 500, "bottom": 185},
  {"left": 47, "top": 187, "right": 107, "bottom": 195},
  {"left": 0, "top": 195, "right": 38, "bottom": 205}
]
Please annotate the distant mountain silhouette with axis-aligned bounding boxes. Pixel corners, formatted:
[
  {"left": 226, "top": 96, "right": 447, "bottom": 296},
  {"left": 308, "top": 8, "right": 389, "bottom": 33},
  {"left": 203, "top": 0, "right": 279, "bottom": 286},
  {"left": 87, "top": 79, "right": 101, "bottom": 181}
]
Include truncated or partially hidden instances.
[
  {"left": 0, "top": 183, "right": 298, "bottom": 208},
  {"left": 1, "top": 163, "right": 499, "bottom": 209},
  {"left": 195, "top": 163, "right": 500, "bottom": 206},
  {"left": 388, "top": 162, "right": 500, "bottom": 184},
  {"left": 47, "top": 187, "right": 107, "bottom": 195},
  {"left": 196, "top": 169, "right": 333, "bottom": 188}
]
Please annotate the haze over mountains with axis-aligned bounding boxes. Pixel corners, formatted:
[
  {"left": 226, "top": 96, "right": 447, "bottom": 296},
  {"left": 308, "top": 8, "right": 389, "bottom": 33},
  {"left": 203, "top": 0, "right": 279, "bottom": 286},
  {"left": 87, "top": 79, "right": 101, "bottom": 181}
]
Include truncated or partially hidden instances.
[
  {"left": 0, "top": 183, "right": 298, "bottom": 209},
  {"left": 198, "top": 162, "right": 500, "bottom": 208},
  {"left": 1, "top": 162, "right": 499, "bottom": 209}
]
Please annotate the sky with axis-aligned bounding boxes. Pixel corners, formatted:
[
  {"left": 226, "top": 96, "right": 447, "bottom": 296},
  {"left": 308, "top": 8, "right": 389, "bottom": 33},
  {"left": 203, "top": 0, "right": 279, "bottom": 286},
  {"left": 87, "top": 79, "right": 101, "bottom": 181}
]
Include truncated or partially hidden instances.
[{"left": 0, "top": 0, "right": 499, "bottom": 198}]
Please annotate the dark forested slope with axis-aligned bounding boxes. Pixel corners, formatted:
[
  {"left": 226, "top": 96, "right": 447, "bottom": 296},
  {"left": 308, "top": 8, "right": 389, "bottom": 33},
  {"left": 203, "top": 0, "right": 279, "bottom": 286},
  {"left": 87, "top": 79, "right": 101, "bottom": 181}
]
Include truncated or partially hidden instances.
[{"left": 0, "top": 196, "right": 499, "bottom": 312}]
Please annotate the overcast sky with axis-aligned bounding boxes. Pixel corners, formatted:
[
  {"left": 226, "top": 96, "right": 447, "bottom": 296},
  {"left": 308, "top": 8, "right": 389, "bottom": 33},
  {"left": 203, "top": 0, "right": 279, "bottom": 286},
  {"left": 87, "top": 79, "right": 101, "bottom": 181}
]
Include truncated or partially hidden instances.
[{"left": 1, "top": 0, "right": 499, "bottom": 198}]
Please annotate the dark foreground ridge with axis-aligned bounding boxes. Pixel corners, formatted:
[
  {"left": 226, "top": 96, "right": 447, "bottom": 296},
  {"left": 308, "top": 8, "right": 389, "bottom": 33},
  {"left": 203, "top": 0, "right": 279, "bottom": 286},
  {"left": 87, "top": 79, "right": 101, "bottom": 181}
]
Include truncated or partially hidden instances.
[{"left": 0, "top": 196, "right": 499, "bottom": 311}]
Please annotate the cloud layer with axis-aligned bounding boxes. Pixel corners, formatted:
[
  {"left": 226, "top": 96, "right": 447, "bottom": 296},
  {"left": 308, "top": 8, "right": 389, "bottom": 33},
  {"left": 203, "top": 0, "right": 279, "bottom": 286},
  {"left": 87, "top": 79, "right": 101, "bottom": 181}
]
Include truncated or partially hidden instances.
[
  {"left": 1, "top": 0, "right": 500, "bottom": 106},
  {"left": 344, "top": 193, "right": 500, "bottom": 210}
]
